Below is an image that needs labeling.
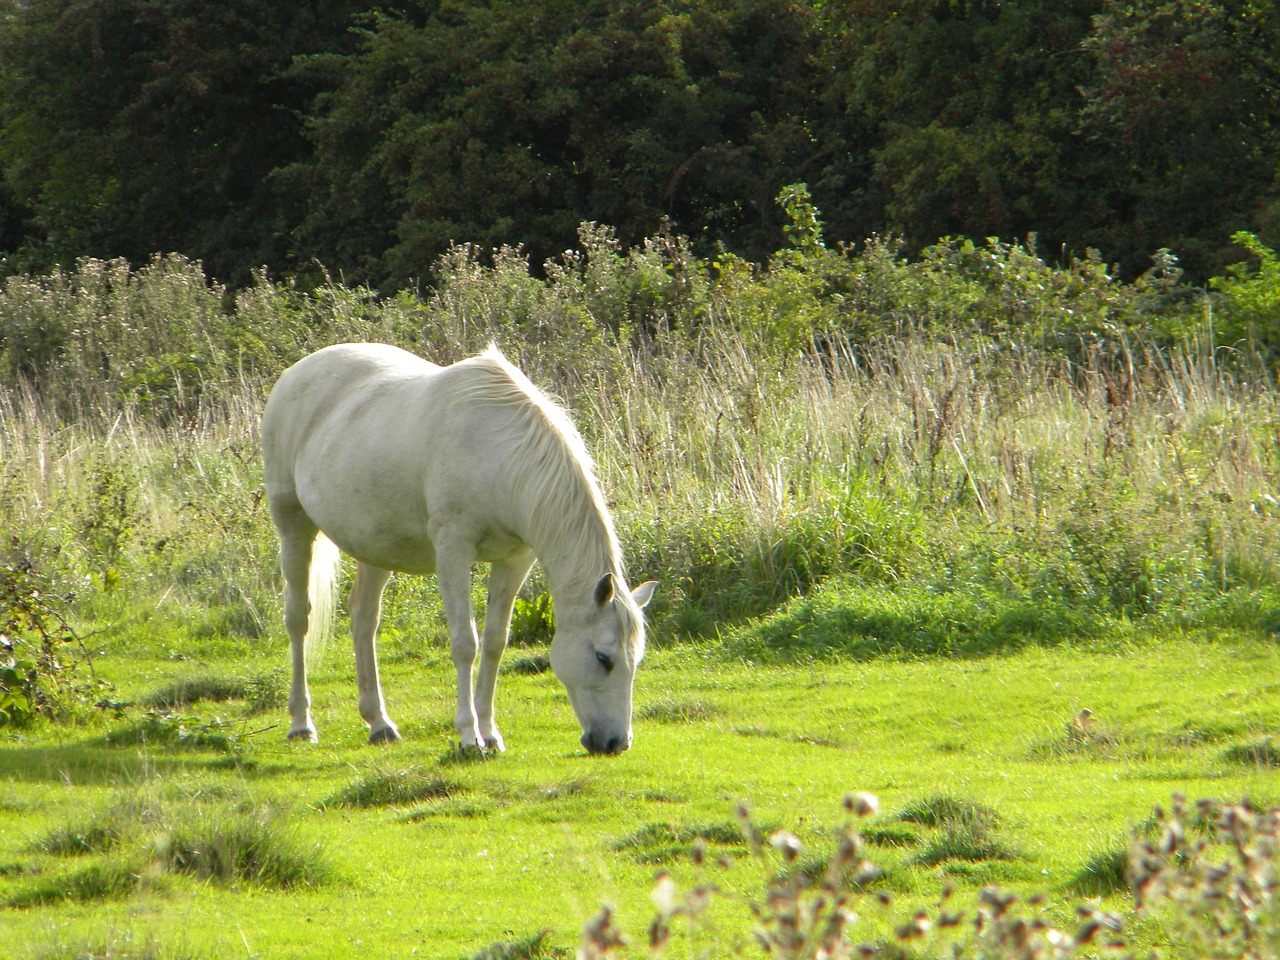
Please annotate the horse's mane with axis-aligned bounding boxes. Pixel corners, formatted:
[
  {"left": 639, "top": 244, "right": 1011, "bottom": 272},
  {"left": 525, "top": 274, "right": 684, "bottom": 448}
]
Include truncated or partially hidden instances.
[{"left": 449, "top": 347, "right": 645, "bottom": 652}]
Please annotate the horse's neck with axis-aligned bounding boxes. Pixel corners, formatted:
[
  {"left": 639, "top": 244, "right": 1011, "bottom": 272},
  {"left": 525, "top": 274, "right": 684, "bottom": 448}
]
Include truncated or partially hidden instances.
[{"left": 534, "top": 514, "right": 621, "bottom": 601}]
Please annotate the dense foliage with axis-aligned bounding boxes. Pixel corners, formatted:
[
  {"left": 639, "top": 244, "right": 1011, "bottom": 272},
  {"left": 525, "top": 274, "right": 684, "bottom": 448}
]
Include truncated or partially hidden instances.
[{"left": 1, "top": 0, "right": 1278, "bottom": 288}]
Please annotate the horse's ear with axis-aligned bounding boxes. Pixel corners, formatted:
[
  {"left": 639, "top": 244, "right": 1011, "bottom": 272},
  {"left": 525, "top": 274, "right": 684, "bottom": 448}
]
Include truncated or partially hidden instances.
[
  {"left": 631, "top": 580, "right": 658, "bottom": 609},
  {"left": 594, "top": 572, "right": 615, "bottom": 607}
]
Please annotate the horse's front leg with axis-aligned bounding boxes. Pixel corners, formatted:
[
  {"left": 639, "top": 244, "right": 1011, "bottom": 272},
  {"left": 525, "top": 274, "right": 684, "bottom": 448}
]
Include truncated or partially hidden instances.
[
  {"left": 435, "top": 538, "right": 485, "bottom": 750},
  {"left": 350, "top": 562, "right": 399, "bottom": 744},
  {"left": 474, "top": 552, "right": 535, "bottom": 751}
]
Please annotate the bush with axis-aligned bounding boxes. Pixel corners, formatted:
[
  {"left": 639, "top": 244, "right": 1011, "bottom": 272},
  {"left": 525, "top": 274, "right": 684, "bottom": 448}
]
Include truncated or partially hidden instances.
[{"left": 0, "top": 560, "right": 108, "bottom": 726}]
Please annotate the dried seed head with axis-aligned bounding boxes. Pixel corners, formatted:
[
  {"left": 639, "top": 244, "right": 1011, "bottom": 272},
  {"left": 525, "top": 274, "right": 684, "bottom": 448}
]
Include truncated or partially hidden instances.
[
  {"left": 845, "top": 792, "right": 880, "bottom": 818},
  {"left": 769, "top": 830, "right": 803, "bottom": 862},
  {"left": 651, "top": 873, "right": 676, "bottom": 914}
]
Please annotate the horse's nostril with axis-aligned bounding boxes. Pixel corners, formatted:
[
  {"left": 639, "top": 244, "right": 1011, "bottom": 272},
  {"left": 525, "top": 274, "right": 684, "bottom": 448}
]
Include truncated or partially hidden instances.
[{"left": 581, "top": 731, "right": 626, "bottom": 755}]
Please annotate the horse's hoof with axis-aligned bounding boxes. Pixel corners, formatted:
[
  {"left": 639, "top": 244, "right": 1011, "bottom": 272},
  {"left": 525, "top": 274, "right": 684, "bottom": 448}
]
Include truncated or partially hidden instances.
[
  {"left": 368, "top": 725, "right": 401, "bottom": 745},
  {"left": 287, "top": 728, "right": 318, "bottom": 743}
]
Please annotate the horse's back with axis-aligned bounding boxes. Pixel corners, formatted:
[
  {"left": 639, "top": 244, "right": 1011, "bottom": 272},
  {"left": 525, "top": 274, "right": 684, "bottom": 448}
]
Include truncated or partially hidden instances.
[{"left": 262, "top": 344, "right": 440, "bottom": 487}]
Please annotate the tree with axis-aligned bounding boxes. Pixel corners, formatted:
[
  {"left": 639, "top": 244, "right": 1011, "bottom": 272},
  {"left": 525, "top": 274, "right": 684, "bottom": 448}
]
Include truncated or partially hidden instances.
[
  {"left": 823, "top": 1, "right": 1107, "bottom": 263},
  {"left": 0, "top": 0, "right": 367, "bottom": 285},
  {"left": 292, "top": 0, "right": 840, "bottom": 288},
  {"left": 1079, "top": 0, "right": 1280, "bottom": 278}
]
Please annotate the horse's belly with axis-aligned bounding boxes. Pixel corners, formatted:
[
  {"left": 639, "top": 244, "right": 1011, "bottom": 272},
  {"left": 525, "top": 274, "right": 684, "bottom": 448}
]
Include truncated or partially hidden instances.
[{"left": 299, "top": 487, "right": 437, "bottom": 576}]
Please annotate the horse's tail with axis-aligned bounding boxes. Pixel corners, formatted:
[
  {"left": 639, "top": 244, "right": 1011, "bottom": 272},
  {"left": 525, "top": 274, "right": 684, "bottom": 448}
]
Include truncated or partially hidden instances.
[{"left": 306, "top": 533, "right": 342, "bottom": 671}]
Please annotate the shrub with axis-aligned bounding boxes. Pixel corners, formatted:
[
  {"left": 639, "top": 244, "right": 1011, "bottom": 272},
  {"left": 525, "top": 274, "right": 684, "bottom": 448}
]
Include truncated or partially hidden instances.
[{"left": 0, "top": 559, "right": 109, "bottom": 726}]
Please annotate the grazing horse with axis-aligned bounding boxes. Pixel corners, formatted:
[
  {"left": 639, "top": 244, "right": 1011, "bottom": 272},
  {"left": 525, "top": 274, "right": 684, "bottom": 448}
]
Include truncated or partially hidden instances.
[{"left": 261, "top": 343, "right": 657, "bottom": 754}]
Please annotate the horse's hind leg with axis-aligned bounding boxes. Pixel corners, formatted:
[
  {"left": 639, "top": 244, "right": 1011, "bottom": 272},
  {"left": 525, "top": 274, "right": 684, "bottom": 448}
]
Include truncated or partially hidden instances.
[
  {"left": 273, "top": 501, "right": 320, "bottom": 742},
  {"left": 474, "top": 552, "right": 535, "bottom": 751},
  {"left": 432, "top": 533, "right": 485, "bottom": 749},
  {"left": 350, "top": 562, "right": 399, "bottom": 744}
]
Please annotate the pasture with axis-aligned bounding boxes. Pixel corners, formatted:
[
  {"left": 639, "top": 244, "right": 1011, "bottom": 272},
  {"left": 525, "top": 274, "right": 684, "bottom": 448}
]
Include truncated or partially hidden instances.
[
  {"left": 2, "top": 238, "right": 1280, "bottom": 956},
  {"left": 3, "top": 629, "right": 1280, "bottom": 957}
]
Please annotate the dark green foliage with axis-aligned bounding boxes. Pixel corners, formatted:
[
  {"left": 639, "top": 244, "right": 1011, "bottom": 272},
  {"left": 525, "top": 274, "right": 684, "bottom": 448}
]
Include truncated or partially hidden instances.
[
  {"left": 3, "top": 0, "right": 1278, "bottom": 286},
  {"left": 0, "top": 0, "right": 369, "bottom": 285}
]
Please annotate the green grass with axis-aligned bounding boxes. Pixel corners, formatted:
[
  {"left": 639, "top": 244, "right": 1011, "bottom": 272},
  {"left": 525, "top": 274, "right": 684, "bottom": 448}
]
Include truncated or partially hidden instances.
[
  {"left": 3, "top": 246, "right": 1280, "bottom": 957},
  {"left": 4, "top": 631, "right": 1280, "bottom": 956}
]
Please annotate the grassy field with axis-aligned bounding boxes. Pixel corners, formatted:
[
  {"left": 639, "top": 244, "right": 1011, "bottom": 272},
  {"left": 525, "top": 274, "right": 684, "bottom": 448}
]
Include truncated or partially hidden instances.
[
  {"left": 3, "top": 626, "right": 1280, "bottom": 957},
  {"left": 3, "top": 229, "right": 1280, "bottom": 956}
]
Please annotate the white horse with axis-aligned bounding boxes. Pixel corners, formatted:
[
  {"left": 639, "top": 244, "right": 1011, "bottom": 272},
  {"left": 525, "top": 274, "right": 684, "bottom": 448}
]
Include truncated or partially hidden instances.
[{"left": 261, "top": 343, "right": 657, "bottom": 754}]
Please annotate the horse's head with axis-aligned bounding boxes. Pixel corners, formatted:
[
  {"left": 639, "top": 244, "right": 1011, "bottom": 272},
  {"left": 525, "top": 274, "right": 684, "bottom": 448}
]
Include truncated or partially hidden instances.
[{"left": 551, "top": 573, "right": 658, "bottom": 755}]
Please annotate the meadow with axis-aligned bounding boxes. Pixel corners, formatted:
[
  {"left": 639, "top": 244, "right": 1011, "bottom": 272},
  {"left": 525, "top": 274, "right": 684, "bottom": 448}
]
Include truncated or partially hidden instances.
[{"left": 2, "top": 214, "right": 1280, "bottom": 957}]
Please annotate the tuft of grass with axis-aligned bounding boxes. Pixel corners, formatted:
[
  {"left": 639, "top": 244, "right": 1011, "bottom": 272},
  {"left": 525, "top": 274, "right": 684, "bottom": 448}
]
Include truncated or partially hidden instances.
[
  {"left": 1222, "top": 738, "right": 1280, "bottom": 767},
  {"left": 613, "top": 820, "right": 748, "bottom": 865},
  {"left": 506, "top": 653, "right": 552, "bottom": 675},
  {"left": 1028, "top": 710, "right": 1123, "bottom": 760},
  {"left": 1068, "top": 846, "right": 1129, "bottom": 897},
  {"left": 898, "top": 795, "right": 1000, "bottom": 830},
  {"left": 34, "top": 792, "right": 167, "bottom": 856},
  {"left": 13, "top": 932, "right": 202, "bottom": 960},
  {"left": 1167, "top": 719, "right": 1241, "bottom": 746},
  {"left": 860, "top": 825, "right": 921, "bottom": 849},
  {"left": 6, "top": 860, "right": 155, "bottom": 907},
  {"left": 897, "top": 795, "right": 1023, "bottom": 867},
  {"left": 637, "top": 697, "right": 721, "bottom": 723},
  {"left": 467, "top": 931, "right": 565, "bottom": 960},
  {"left": 143, "top": 670, "right": 284, "bottom": 713},
  {"left": 324, "top": 764, "right": 465, "bottom": 809},
  {"left": 155, "top": 804, "right": 331, "bottom": 888},
  {"left": 721, "top": 580, "right": 1103, "bottom": 664}
]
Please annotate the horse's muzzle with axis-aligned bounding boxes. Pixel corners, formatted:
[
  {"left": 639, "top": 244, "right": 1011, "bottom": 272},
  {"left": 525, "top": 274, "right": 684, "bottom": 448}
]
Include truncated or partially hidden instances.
[{"left": 581, "top": 730, "right": 629, "bottom": 755}]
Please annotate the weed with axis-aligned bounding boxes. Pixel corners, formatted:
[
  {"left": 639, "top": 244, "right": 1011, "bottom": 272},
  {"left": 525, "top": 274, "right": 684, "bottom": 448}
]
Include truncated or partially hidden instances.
[
  {"left": 1131, "top": 794, "right": 1280, "bottom": 959},
  {"left": 104, "top": 710, "right": 242, "bottom": 751}
]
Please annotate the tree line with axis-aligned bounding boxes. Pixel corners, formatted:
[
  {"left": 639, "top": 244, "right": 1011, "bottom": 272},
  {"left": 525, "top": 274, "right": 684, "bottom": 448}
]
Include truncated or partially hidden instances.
[{"left": 1, "top": 0, "right": 1277, "bottom": 291}]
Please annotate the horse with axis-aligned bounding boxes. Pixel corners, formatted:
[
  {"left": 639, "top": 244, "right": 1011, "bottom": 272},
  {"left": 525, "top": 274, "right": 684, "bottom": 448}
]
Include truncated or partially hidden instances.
[{"left": 260, "top": 343, "right": 657, "bottom": 754}]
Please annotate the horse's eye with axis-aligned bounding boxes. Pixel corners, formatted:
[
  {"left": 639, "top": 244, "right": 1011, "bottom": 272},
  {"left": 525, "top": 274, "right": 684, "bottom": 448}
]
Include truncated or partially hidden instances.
[{"left": 595, "top": 651, "right": 614, "bottom": 673}]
